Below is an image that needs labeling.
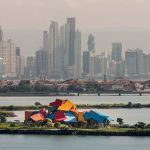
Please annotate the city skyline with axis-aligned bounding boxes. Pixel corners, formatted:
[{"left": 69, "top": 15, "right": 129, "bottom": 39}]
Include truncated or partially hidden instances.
[
  {"left": 1, "top": 19, "right": 150, "bottom": 80},
  {"left": 0, "top": 0, "right": 150, "bottom": 55}
]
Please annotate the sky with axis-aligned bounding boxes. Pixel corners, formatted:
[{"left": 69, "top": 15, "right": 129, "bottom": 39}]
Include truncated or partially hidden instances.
[{"left": 1, "top": 0, "right": 150, "bottom": 56}]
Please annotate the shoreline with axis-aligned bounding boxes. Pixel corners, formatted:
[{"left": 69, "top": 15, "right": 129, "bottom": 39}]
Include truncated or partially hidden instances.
[
  {"left": 0, "top": 103, "right": 150, "bottom": 110},
  {"left": 0, "top": 129, "right": 150, "bottom": 136},
  {"left": 0, "top": 91, "right": 148, "bottom": 97}
]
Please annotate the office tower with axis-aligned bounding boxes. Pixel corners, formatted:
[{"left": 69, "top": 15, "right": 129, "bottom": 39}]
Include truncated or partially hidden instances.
[
  {"left": 135, "top": 48, "right": 144, "bottom": 74},
  {"left": 48, "top": 21, "right": 60, "bottom": 79},
  {"left": 25, "top": 56, "right": 36, "bottom": 79},
  {"left": 83, "top": 51, "right": 90, "bottom": 75},
  {"left": 89, "top": 55, "right": 95, "bottom": 77},
  {"left": 0, "top": 27, "right": 3, "bottom": 58},
  {"left": 16, "top": 47, "right": 21, "bottom": 78},
  {"left": 66, "top": 17, "right": 76, "bottom": 66},
  {"left": 16, "top": 47, "right": 20, "bottom": 56},
  {"left": 74, "top": 30, "right": 82, "bottom": 79},
  {"left": 87, "top": 34, "right": 95, "bottom": 54},
  {"left": 3, "top": 39, "right": 17, "bottom": 78},
  {"left": 16, "top": 55, "right": 25, "bottom": 79},
  {"left": 143, "top": 54, "right": 150, "bottom": 74},
  {"left": 111, "top": 43, "right": 122, "bottom": 62},
  {"left": 43, "top": 31, "right": 49, "bottom": 52},
  {"left": 93, "top": 56, "right": 100, "bottom": 75},
  {"left": 36, "top": 49, "right": 48, "bottom": 77},
  {"left": 116, "top": 61, "right": 125, "bottom": 78},
  {"left": 99, "top": 52, "right": 107, "bottom": 74},
  {"left": 0, "top": 57, "right": 5, "bottom": 78},
  {"left": 19, "top": 56, "right": 25, "bottom": 78},
  {"left": 59, "top": 25, "right": 66, "bottom": 78},
  {"left": 125, "top": 49, "right": 137, "bottom": 75}
]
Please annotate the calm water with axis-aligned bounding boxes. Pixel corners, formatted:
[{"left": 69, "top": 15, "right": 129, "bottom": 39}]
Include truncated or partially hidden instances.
[
  {"left": 0, "top": 95, "right": 150, "bottom": 106},
  {"left": 8, "top": 108, "right": 150, "bottom": 125},
  {"left": 0, "top": 135, "right": 150, "bottom": 150},
  {"left": 1, "top": 96, "right": 150, "bottom": 150},
  {"left": 1, "top": 96, "right": 150, "bottom": 125}
]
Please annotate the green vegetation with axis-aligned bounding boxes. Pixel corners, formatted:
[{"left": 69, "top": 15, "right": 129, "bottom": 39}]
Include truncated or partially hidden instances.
[
  {"left": 0, "top": 111, "right": 16, "bottom": 117},
  {"left": 0, "top": 122, "right": 150, "bottom": 134},
  {"left": 0, "top": 116, "right": 6, "bottom": 123},
  {"left": 0, "top": 103, "right": 150, "bottom": 111},
  {"left": 117, "top": 118, "right": 124, "bottom": 125}
]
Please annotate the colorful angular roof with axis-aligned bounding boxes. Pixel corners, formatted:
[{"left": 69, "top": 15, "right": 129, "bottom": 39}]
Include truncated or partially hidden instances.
[
  {"left": 58, "top": 100, "right": 76, "bottom": 111},
  {"left": 64, "top": 112, "right": 77, "bottom": 123},
  {"left": 30, "top": 113, "right": 45, "bottom": 122},
  {"left": 54, "top": 111, "right": 66, "bottom": 122},
  {"left": 84, "top": 110, "right": 113, "bottom": 123},
  {"left": 49, "top": 99, "right": 63, "bottom": 107}
]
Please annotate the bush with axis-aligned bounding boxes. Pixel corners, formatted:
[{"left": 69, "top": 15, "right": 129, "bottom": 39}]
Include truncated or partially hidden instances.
[
  {"left": 0, "top": 115, "right": 6, "bottom": 123},
  {"left": 146, "top": 124, "right": 150, "bottom": 129},
  {"left": 134, "top": 122, "right": 146, "bottom": 130},
  {"left": 54, "top": 122, "right": 61, "bottom": 128},
  {"left": 117, "top": 118, "right": 124, "bottom": 125},
  {"left": 59, "top": 124, "right": 69, "bottom": 130},
  {"left": 10, "top": 123, "right": 16, "bottom": 127}
]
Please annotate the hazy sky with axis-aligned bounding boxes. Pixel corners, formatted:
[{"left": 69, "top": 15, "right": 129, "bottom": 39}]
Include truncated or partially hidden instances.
[{"left": 1, "top": 0, "right": 150, "bottom": 56}]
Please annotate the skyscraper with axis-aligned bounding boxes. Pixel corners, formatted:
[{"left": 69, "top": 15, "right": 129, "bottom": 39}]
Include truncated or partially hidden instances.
[
  {"left": 66, "top": 17, "right": 76, "bottom": 66},
  {"left": 143, "top": 54, "right": 150, "bottom": 74},
  {"left": 16, "top": 47, "right": 20, "bottom": 56},
  {"left": 87, "top": 34, "right": 95, "bottom": 54},
  {"left": 3, "top": 39, "right": 17, "bottom": 78},
  {"left": 16, "top": 47, "right": 25, "bottom": 79},
  {"left": 25, "top": 56, "right": 36, "bottom": 79},
  {"left": 48, "top": 21, "right": 60, "bottom": 78},
  {"left": 59, "top": 25, "right": 66, "bottom": 78},
  {"left": 111, "top": 43, "right": 122, "bottom": 62},
  {"left": 74, "top": 30, "right": 82, "bottom": 79},
  {"left": 36, "top": 49, "right": 48, "bottom": 77},
  {"left": 0, "top": 27, "right": 3, "bottom": 58},
  {"left": 99, "top": 52, "right": 107, "bottom": 74},
  {"left": 125, "top": 49, "right": 137, "bottom": 75},
  {"left": 135, "top": 48, "right": 144, "bottom": 74},
  {"left": 83, "top": 51, "right": 90, "bottom": 75},
  {"left": 43, "top": 31, "right": 49, "bottom": 52}
]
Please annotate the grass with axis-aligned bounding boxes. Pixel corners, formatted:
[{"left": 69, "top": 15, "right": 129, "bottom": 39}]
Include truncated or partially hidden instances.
[{"left": 0, "top": 123, "right": 150, "bottom": 133}]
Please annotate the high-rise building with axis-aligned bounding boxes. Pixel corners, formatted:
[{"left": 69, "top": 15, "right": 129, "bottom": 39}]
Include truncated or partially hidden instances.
[
  {"left": 66, "top": 18, "right": 76, "bottom": 66},
  {"left": 93, "top": 56, "right": 100, "bottom": 75},
  {"left": 3, "top": 39, "right": 17, "bottom": 78},
  {"left": 0, "top": 27, "right": 3, "bottom": 58},
  {"left": 83, "top": 51, "right": 90, "bottom": 75},
  {"left": 48, "top": 21, "right": 60, "bottom": 79},
  {"left": 111, "top": 43, "right": 122, "bottom": 62},
  {"left": 74, "top": 30, "right": 82, "bottom": 79},
  {"left": 59, "top": 25, "right": 66, "bottom": 78},
  {"left": 99, "top": 52, "right": 107, "bottom": 74},
  {"left": 135, "top": 48, "right": 144, "bottom": 74},
  {"left": 125, "top": 49, "right": 137, "bottom": 75},
  {"left": 116, "top": 61, "right": 125, "bottom": 78},
  {"left": 89, "top": 55, "right": 99, "bottom": 77},
  {"left": 143, "top": 54, "right": 150, "bottom": 74},
  {"left": 36, "top": 49, "right": 48, "bottom": 77},
  {"left": 25, "top": 56, "right": 36, "bottom": 79},
  {"left": 17, "top": 56, "right": 25, "bottom": 79},
  {"left": 87, "top": 34, "right": 95, "bottom": 54},
  {"left": 0, "top": 57, "right": 5, "bottom": 78},
  {"left": 43, "top": 31, "right": 49, "bottom": 52},
  {"left": 16, "top": 47, "right": 20, "bottom": 56}
]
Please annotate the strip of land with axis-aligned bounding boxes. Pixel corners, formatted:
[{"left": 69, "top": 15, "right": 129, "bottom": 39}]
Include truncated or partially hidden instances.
[
  {"left": 0, "top": 128, "right": 150, "bottom": 136},
  {"left": 0, "top": 103, "right": 150, "bottom": 111}
]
